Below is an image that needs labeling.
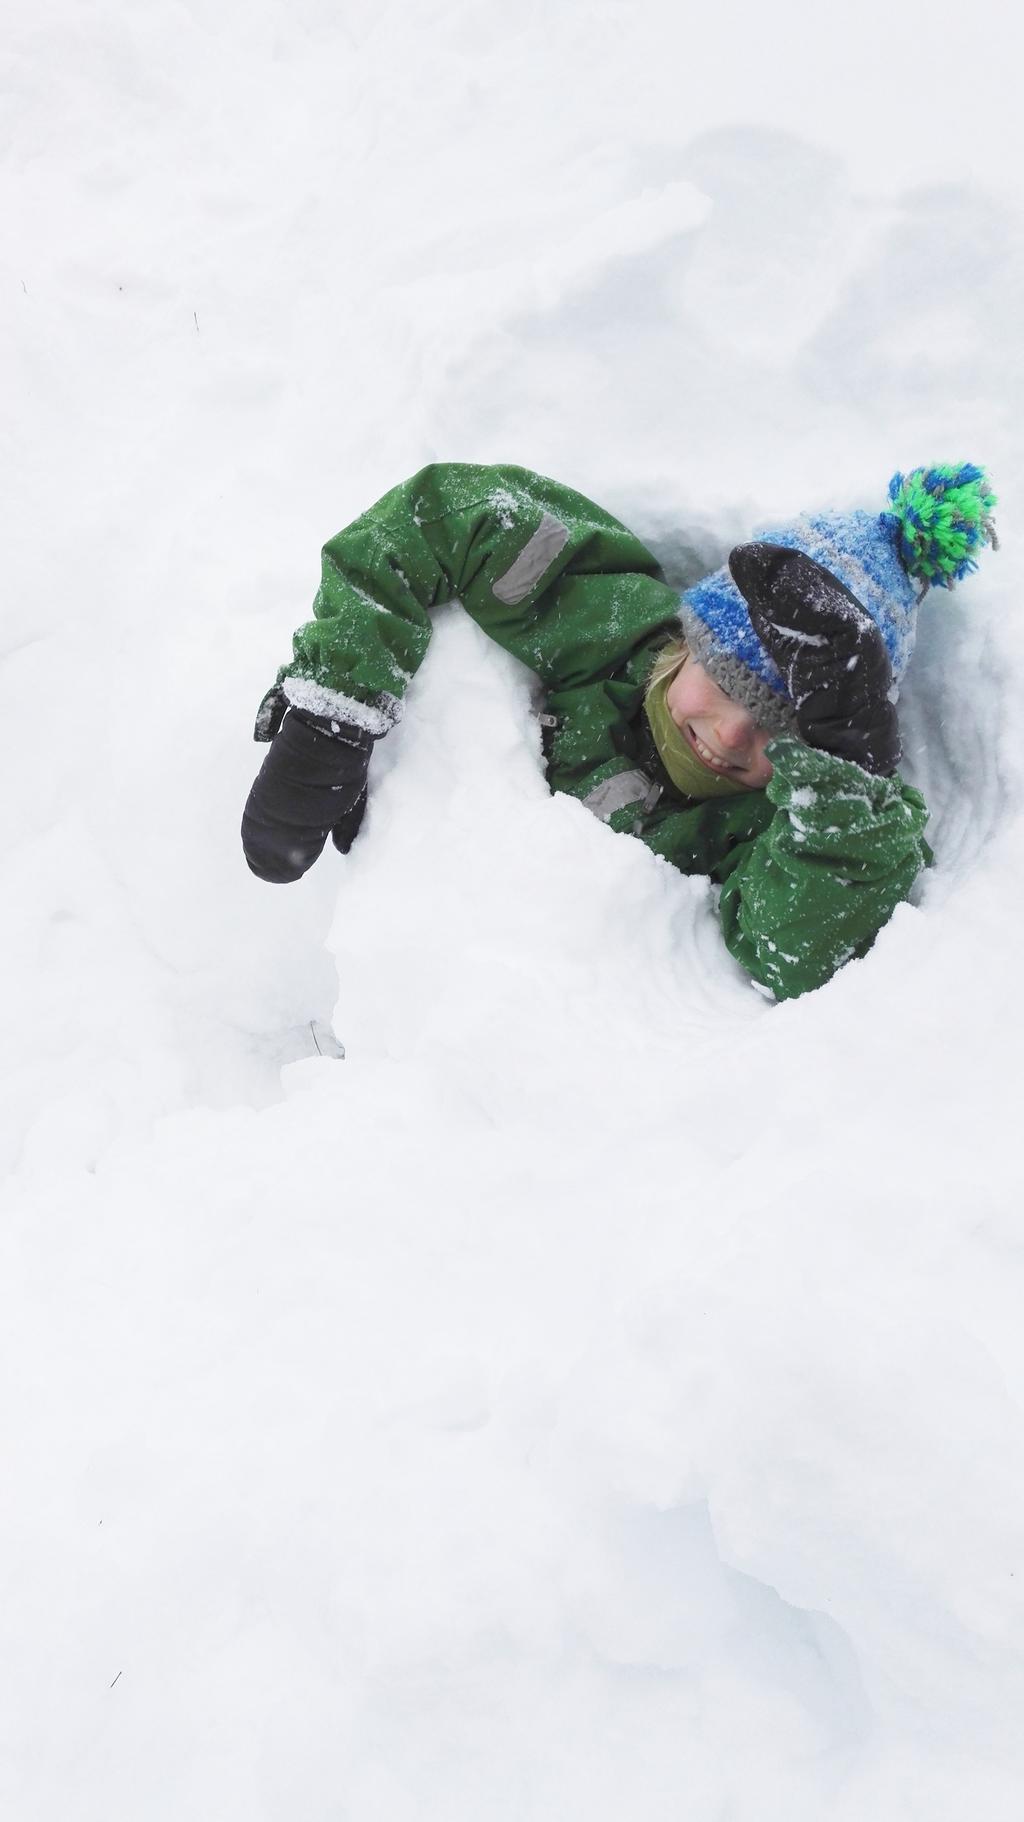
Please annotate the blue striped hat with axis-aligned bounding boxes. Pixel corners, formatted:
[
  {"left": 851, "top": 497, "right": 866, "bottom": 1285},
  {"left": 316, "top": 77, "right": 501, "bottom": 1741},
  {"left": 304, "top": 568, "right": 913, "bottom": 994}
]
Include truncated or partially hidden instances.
[{"left": 677, "top": 464, "right": 997, "bottom": 735}]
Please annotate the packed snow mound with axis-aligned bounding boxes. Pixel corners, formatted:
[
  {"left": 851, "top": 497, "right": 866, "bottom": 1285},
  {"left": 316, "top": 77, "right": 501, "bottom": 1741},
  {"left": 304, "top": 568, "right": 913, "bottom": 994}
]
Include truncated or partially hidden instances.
[{"left": 4, "top": 1, "right": 1024, "bottom": 1817}]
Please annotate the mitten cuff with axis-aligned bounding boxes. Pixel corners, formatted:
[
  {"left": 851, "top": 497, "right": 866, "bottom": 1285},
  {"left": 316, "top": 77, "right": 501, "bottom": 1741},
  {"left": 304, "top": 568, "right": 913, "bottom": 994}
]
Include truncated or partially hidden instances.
[{"left": 281, "top": 674, "right": 400, "bottom": 739}]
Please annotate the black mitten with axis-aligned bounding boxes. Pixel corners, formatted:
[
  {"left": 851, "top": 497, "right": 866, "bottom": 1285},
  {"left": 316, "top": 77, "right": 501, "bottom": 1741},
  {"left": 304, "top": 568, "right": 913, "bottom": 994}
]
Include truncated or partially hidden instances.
[
  {"left": 728, "top": 543, "right": 901, "bottom": 776},
  {"left": 241, "top": 710, "right": 373, "bottom": 883}
]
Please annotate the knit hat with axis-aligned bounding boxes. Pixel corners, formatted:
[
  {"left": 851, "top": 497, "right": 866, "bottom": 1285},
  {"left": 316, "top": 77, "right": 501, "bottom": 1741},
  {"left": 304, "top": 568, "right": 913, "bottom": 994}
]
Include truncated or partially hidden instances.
[{"left": 677, "top": 463, "right": 998, "bottom": 736}]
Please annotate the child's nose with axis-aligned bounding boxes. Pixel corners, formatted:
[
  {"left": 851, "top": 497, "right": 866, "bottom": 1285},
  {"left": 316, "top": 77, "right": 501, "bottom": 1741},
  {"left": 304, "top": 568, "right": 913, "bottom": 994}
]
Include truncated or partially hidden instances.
[{"left": 715, "top": 709, "right": 753, "bottom": 752}]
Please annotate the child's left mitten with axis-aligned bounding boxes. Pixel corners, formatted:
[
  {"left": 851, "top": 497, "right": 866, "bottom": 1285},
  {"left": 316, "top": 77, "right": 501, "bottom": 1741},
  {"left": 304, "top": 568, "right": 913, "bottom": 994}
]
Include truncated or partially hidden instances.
[
  {"left": 241, "top": 711, "right": 373, "bottom": 884},
  {"left": 728, "top": 542, "right": 901, "bottom": 776}
]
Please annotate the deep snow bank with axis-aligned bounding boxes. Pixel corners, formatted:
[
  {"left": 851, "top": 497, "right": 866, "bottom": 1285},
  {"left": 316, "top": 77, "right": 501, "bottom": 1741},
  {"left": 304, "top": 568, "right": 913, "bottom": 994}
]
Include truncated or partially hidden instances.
[{"left": 4, "top": 1, "right": 1024, "bottom": 1816}]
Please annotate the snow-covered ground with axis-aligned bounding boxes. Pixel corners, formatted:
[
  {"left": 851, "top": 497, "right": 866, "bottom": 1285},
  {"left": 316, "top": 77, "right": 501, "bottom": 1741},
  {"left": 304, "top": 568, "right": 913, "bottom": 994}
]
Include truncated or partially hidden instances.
[{"left": 4, "top": 3, "right": 1024, "bottom": 1816}]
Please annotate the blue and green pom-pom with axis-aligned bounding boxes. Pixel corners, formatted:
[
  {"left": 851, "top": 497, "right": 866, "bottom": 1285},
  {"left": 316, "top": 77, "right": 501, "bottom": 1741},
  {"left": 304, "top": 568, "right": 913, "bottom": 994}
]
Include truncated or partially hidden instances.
[{"left": 882, "top": 463, "right": 998, "bottom": 589}]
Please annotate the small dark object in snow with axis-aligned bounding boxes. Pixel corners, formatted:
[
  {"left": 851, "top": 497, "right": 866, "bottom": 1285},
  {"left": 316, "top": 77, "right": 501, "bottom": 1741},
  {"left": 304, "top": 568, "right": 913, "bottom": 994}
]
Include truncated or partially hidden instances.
[{"left": 310, "top": 1021, "right": 345, "bottom": 1060}]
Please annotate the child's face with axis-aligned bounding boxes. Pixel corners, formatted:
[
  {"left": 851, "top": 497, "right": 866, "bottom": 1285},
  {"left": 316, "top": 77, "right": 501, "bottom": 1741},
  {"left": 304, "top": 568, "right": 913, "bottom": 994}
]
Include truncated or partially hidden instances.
[{"left": 666, "top": 656, "right": 775, "bottom": 788}]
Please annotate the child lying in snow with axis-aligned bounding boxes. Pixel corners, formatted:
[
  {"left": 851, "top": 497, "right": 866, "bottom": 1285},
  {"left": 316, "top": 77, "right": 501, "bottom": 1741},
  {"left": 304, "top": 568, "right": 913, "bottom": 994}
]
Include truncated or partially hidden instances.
[{"left": 241, "top": 462, "right": 997, "bottom": 1001}]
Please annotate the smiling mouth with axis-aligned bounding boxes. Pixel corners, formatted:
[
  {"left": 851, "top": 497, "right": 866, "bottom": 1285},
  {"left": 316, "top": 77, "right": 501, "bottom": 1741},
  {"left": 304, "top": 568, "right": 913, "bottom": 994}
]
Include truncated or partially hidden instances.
[{"left": 685, "top": 724, "right": 743, "bottom": 774}]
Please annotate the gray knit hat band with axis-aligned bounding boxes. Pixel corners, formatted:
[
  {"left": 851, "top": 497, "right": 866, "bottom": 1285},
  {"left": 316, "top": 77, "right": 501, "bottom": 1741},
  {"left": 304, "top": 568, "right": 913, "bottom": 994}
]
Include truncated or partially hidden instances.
[{"left": 677, "top": 603, "right": 800, "bottom": 738}]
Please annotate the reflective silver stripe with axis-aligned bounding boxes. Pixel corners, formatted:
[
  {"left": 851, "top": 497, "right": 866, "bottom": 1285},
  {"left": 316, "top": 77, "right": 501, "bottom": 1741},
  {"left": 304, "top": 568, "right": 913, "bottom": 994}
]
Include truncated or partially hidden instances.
[
  {"left": 582, "top": 769, "right": 657, "bottom": 823},
  {"left": 492, "top": 513, "right": 569, "bottom": 604}
]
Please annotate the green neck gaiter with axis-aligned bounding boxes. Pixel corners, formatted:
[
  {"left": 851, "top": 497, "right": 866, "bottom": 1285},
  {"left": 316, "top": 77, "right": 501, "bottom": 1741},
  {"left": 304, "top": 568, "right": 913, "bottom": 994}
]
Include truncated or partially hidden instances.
[{"left": 644, "top": 672, "right": 754, "bottom": 801}]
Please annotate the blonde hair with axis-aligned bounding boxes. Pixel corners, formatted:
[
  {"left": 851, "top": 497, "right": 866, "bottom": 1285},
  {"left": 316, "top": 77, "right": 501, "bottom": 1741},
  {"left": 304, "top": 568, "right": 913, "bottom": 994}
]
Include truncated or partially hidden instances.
[{"left": 645, "top": 635, "right": 689, "bottom": 698}]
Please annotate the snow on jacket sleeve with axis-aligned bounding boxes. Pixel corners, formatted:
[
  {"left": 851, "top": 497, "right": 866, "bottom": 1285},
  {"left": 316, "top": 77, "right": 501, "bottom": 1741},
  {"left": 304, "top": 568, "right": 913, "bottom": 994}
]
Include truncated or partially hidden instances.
[{"left": 712, "top": 736, "right": 930, "bottom": 1001}]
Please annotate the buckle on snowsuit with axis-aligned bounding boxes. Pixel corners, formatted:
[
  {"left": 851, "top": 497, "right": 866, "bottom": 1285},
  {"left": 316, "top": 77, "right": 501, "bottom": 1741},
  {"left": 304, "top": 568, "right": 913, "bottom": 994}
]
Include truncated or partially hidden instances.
[{"left": 582, "top": 768, "right": 662, "bottom": 824}]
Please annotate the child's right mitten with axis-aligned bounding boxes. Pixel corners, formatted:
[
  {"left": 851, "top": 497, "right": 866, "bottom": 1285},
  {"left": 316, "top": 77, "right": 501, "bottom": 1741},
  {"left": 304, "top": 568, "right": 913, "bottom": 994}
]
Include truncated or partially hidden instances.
[
  {"left": 728, "top": 542, "right": 901, "bottom": 776},
  {"left": 241, "top": 711, "right": 373, "bottom": 884}
]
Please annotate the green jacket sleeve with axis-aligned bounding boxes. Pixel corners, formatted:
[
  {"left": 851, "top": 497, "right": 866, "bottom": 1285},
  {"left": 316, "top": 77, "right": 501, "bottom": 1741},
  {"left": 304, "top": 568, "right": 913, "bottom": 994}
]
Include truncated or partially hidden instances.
[
  {"left": 270, "top": 465, "right": 495, "bottom": 737},
  {"left": 713, "top": 736, "right": 930, "bottom": 1000},
  {"left": 264, "top": 463, "right": 678, "bottom": 737}
]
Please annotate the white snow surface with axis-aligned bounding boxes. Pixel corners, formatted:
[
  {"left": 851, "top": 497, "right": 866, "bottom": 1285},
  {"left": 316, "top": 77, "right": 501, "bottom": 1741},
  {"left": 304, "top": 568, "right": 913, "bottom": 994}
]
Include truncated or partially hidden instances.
[{"left": 4, "top": 2, "right": 1024, "bottom": 1816}]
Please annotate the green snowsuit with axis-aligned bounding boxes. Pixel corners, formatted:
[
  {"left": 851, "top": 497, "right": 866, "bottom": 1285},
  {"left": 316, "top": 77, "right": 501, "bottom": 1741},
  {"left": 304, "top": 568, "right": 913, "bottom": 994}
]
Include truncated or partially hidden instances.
[{"left": 259, "top": 464, "right": 930, "bottom": 1000}]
